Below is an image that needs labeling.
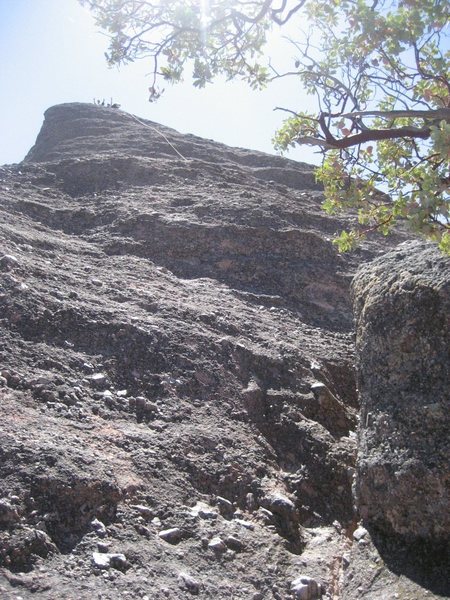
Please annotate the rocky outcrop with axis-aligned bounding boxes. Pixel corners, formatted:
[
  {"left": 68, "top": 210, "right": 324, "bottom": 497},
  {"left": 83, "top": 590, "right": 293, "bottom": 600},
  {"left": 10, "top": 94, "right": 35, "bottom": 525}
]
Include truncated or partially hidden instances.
[
  {"left": 352, "top": 241, "right": 449, "bottom": 588},
  {"left": 0, "top": 103, "right": 439, "bottom": 599}
]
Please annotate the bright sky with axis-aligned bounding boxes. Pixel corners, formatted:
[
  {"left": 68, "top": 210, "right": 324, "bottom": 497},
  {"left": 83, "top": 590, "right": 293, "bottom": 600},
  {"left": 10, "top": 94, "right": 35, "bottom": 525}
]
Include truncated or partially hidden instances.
[{"left": 0, "top": 0, "right": 318, "bottom": 166}]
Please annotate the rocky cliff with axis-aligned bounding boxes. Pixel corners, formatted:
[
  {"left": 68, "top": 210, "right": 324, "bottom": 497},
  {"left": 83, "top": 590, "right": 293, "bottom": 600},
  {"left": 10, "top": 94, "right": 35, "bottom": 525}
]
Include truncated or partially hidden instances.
[{"left": 0, "top": 103, "right": 445, "bottom": 599}]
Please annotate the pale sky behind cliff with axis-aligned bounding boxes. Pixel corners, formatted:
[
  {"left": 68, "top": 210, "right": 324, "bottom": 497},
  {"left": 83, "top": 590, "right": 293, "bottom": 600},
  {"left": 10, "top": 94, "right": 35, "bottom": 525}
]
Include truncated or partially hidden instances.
[{"left": 0, "top": 0, "right": 318, "bottom": 166}]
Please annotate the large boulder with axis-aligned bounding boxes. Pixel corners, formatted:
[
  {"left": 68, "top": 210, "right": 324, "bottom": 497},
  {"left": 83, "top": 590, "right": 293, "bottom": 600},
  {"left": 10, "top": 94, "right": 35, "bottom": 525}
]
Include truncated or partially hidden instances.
[{"left": 352, "top": 241, "right": 449, "bottom": 542}]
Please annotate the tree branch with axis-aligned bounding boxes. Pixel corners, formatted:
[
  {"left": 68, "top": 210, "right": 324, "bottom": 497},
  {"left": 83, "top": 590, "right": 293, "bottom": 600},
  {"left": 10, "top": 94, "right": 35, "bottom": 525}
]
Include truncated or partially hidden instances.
[
  {"left": 298, "top": 124, "right": 432, "bottom": 149},
  {"left": 336, "top": 108, "right": 450, "bottom": 121}
]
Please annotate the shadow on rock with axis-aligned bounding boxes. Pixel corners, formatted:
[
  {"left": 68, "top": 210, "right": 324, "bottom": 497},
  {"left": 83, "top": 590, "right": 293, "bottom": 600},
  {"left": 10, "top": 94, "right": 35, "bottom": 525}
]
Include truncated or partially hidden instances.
[{"left": 369, "top": 526, "right": 450, "bottom": 596}]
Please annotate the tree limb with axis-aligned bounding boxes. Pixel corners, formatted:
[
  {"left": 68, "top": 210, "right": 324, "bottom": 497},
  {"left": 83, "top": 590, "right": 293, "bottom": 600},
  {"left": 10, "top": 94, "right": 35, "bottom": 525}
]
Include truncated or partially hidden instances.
[
  {"left": 299, "top": 125, "right": 432, "bottom": 149},
  {"left": 335, "top": 108, "right": 450, "bottom": 121}
]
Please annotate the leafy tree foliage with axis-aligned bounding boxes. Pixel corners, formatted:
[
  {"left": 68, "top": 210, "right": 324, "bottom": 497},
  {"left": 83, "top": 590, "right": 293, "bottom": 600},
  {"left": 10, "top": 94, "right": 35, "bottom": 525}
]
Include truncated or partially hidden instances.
[{"left": 81, "top": 0, "right": 450, "bottom": 252}]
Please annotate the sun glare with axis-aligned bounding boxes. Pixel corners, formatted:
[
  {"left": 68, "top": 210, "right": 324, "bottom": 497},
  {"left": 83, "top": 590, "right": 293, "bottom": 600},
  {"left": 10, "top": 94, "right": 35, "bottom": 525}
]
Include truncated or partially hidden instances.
[
  {"left": 200, "top": 0, "right": 210, "bottom": 45},
  {"left": 200, "top": 0, "right": 210, "bottom": 26}
]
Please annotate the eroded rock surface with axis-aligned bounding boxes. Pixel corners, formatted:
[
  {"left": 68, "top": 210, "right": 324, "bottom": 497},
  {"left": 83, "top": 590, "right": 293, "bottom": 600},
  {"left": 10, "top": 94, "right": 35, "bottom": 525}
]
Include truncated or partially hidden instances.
[
  {"left": 0, "top": 103, "right": 439, "bottom": 599},
  {"left": 351, "top": 241, "right": 449, "bottom": 595}
]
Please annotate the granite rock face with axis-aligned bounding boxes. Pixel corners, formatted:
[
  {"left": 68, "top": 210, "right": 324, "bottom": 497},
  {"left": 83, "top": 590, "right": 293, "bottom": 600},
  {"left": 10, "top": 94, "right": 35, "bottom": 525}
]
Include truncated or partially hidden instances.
[
  {"left": 0, "top": 103, "right": 440, "bottom": 599},
  {"left": 352, "top": 241, "right": 449, "bottom": 574}
]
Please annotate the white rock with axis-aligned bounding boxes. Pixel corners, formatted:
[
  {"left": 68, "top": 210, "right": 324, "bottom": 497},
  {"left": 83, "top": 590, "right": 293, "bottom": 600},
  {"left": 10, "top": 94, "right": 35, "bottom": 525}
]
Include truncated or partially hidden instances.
[
  {"left": 178, "top": 571, "right": 200, "bottom": 593},
  {"left": 91, "top": 518, "right": 107, "bottom": 536},
  {"left": 291, "top": 575, "right": 322, "bottom": 600},
  {"left": 97, "top": 541, "right": 110, "bottom": 552},
  {"left": 91, "top": 373, "right": 106, "bottom": 382},
  {"left": 267, "top": 493, "right": 295, "bottom": 516},
  {"left": 92, "top": 552, "right": 127, "bottom": 570},
  {"left": 311, "top": 382, "right": 327, "bottom": 392},
  {"left": 158, "top": 527, "right": 183, "bottom": 543},
  {"left": 208, "top": 537, "right": 227, "bottom": 552},
  {"left": 245, "top": 492, "right": 256, "bottom": 511},
  {"left": 234, "top": 518, "right": 254, "bottom": 530},
  {"left": 190, "top": 501, "right": 217, "bottom": 520},
  {"left": 132, "top": 504, "right": 153, "bottom": 518},
  {"left": 353, "top": 526, "right": 368, "bottom": 541},
  {"left": 109, "top": 553, "right": 128, "bottom": 570},
  {"left": 92, "top": 552, "right": 111, "bottom": 569},
  {"left": 0, "top": 255, "right": 19, "bottom": 271},
  {"left": 293, "top": 584, "right": 309, "bottom": 600},
  {"left": 216, "top": 495, "right": 234, "bottom": 515},
  {"left": 258, "top": 507, "right": 275, "bottom": 523},
  {"left": 89, "top": 373, "right": 109, "bottom": 390},
  {"left": 342, "top": 552, "right": 350, "bottom": 568},
  {"left": 0, "top": 498, "right": 19, "bottom": 523}
]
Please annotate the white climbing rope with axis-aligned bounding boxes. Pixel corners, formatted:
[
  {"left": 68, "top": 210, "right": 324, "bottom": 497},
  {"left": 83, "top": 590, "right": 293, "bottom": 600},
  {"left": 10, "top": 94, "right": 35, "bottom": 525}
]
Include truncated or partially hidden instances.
[{"left": 124, "top": 112, "right": 188, "bottom": 161}]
